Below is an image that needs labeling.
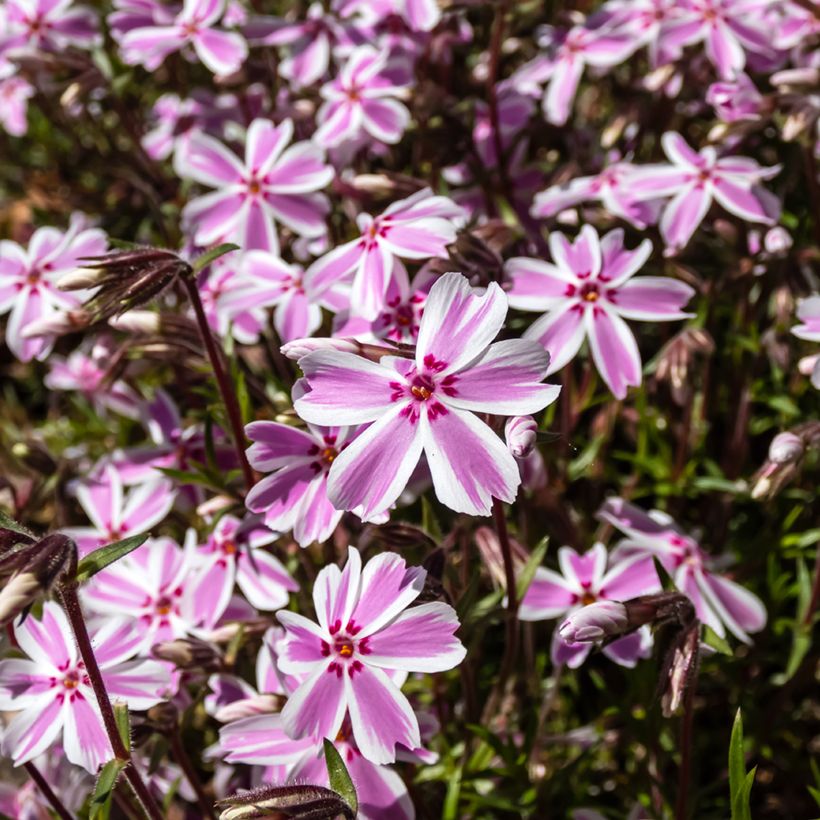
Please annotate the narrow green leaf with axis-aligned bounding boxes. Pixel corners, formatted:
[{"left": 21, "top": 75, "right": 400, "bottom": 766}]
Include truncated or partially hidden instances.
[
  {"left": 653, "top": 556, "right": 677, "bottom": 592},
  {"left": 114, "top": 702, "right": 131, "bottom": 752},
  {"left": 442, "top": 761, "right": 463, "bottom": 820},
  {"left": 0, "top": 509, "right": 35, "bottom": 539},
  {"left": 91, "top": 759, "right": 127, "bottom": 820},
  {"left": 702, "top": 625, "right": 733, "bottom": 656},
  {"left": 729, "top": 708, "right": 749, "bottom": 820},
  {"left": 733, "top": 767, "right": 756, "bottom": 820},
  {"left": 76, "top": 534, "right": 150, "bottom": 582},
  {"left": 323, "top": 738, "right": 358, "bottom": 815},
  {"left": 192, "top": 243, "right": 239, "bottom": 273},
  {"left": 516, "top": 536, "right": 549, "bottom": 601}
]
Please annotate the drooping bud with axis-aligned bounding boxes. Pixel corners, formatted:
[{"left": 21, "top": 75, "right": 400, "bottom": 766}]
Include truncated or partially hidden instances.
[
  {"left": 214, "top": 694, "right": 285, "bottom": 723},
  {"left": 559, "top": 600, "right": 629, "bottom": 643},
  {"left": 217, "top": 785, "right": 355, "bottom": 820},
  {"left": 280, "top": 336, "right": 410, "bottom": 363},
  {"left": 768, "top": 431, "right": 804, "bottom": 464},
  {"left": 505, "top": 416, "right": 538, "bottom": 458},
  {"left": 660, "top": 623, "right": 701, "bottom": 717},
  {"left": 151, "top": 637, "right": 223, "bottom": 671},
  {"left": 474, "top": 526, "right": 529, "bottom": 590},
  {"left": 751, "top": 422, "right": 820, "bottom": 499}
]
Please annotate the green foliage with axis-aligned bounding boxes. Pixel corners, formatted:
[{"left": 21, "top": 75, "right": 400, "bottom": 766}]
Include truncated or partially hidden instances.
[
  {"left": 323, "top": 738, "right": 358, "bottom": 815},
  {"left": 76, "top": 534, "right": 150, "bottom": 582}
]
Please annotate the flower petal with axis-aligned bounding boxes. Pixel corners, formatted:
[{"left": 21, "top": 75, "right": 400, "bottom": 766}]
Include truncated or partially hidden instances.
[
  {"left": 585, "top": 306, "right": 642, "bottom": 399},
  {"left": 280, "top": 659, "right": 348, "bottom": 742},
  {"left": 611, "top": 276, "right": 695, "bottom": 321}
]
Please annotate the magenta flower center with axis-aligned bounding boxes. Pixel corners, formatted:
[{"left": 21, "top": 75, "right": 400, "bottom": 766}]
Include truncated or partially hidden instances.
[
  {"left": 155, "top": 595, "right": 174, "bottom": 616},
  {"left": 391, "top": 356, "right": 459, "bottom": 424},
  {"left": 308, "top": 435, "right": 342, "bottom": 473},
  {"left": 321, "top": 619, "right": 372, "bottom": 678},
  {"left": 579, "top": 282, "right": 600, "bottom": 302}
]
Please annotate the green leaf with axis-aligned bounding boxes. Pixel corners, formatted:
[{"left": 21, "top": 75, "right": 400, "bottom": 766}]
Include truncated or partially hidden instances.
[
  {"left": 703, "top": 625, "right": 733, "bottom": 656},
  {"left": 114, "top": 702, "right": 131, "bottom": 752},
  {"left": 729, "top": 708, "right": 753, "bottom": 820},
  {"left": 516, "top": 535, "right": 549, "bottom": 601},
  {"left": 76, "top": 534, "right": 150, "bottom": 582},
  {"left": 192, "top": 243, "right": 239, "bottom": 273},
  {"left": 653, "top": 556, "right": 677, "bottom": 592},
  {"left": 323, "top": 738, "right": 358, "bottom": 815},
  {"left": 0, "top": 509, "right": 35, "bottom": 539},
  {"left": 90, "top": 759, "right": 127, "bottom": 820}
]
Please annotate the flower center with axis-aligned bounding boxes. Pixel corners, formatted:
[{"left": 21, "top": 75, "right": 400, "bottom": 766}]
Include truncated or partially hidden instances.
[
  {"left": 223, "top": 539, "right": 238, "bottom": 555},
  {"left": 248, "top": 178, "right": 261, "bottom": 195},
  {"left": 156, "top": 596, "right": 173, "bottom": 616},
  {"left": 321, "top": 446, "right": 337, "bottom": 464},
  {"left": 62, "top": 670, "right": 81, "bottom": 689},
  {"left": 321, "top": 621, "right": 372, "bottom": 678},
  {"left": 580, "top": 591, "right": 597, "bottom": 606},
  {"left": 579, "top": 282, "right": 600, "bottom": 302},
  {"left": 26, "top": 270, "right": 41, "bottom": 286},
  {"left": 410, "top": 379, "right": 434, "bottom": 401}
]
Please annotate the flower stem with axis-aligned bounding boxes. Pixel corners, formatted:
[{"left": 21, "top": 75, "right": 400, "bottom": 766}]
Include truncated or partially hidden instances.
[
  {"left": 168, "top": 727, "right": 217, "bottom": 820},
  {"left": 24, "top": 761, "right": 75, "bottom": 820},
  {"left": 674, "top": 667, "right": 698, "bottom": 820},
  {"left": 58, "top": 582, "right": 164, "bottom": 820},
  {"left": 802, "top": 540, "right": 820, "bottom": 627},
  {"left": 182, "top": 274, "right": 256, "bottom": 494}
]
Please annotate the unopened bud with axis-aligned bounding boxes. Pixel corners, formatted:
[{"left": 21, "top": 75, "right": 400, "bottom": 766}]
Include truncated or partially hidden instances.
[
  {"left": 0, "top": 573, "right": 42, "bottom": 626},
  {"left": 57, "top": 268, "right": 105, "bottom": 291},
  {"left": 146, "top": 701, "right": 179, "bottom": 732},
  {"left": 152, "top": 637, "right": 222, "bottom": 671},
  {"left": 661, "top": 624, "right": 700, "bottom": 717},
  {"left": 214, "top": 694, "right": 284, "bottom": 723},
  {"left": 281, "top": 336, "right": 406, "bottom": 363},
  {"left": 559, "top": 600, "right": 629, "bottom": 643},
  {"left": 768, "top": 431, "right": 804, "bottom": 464},
  {"left": 763, "top": 227, "right": 792, "bottom": 255},
  {"left": 22, "top": 310, "right": 91, "bottom": 339},
  {"left": 505, "top": 416, "right": 538, "bottom": 458},
  {"left": 218, "top": 785, "right": 355, "bottom": 820},
  {"left": 107, "top": 310, "right": 161, "bottom": 334},
  {"left": 474, "top": 526, "right": 528, "bottom": 590}
]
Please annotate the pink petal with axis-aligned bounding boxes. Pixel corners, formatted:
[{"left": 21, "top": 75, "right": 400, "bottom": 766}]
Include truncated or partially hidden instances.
[
  {"left": 543, "top": 55, "right": 584, "bottom": 126},
  {"left": 551, "top": 627, "right": 591, "bottom": 668},
  {"left": 315, "top": 99, "right": 362, "bottom": 147},
  {"left": 76, "top": 465, "right": 124, "bottom": 534},
  {"left": 506, "top": 257, "right": 577, "bottom": 311},
  {"left": 15, "top": 602, "right": 76, "bottom": 670},
  {"left": 585, "top": 306, "right": 642, "bottom": 399},
  {"left": 102, "top": 659, "right": 171, "bottom": 709},
  {"left": 241, "top": 198, "right": 279, "bottom": 253},
  {"left": 523, "top": 303, "right": 587, "bottom": 375},
  {"left": 519, "top": 568, "right": 577, "bottom": 620},
  {"left": 220, "top": 713, "right": 315, "bottom": 765},
  {"left": 700, "top": 572, "right": 767, "bottom": 642},
  {"left": 326, "top": 403, "right": 424, "bottom": 519},
  {"left": 236, "top": 549, "right": 298, "bottom": 610},
  {"left": 601, "top": 628, "right": 653, "bottom": 668},
  {"left": 277, "top": 610, "right": 330, "bottom": 674},
  {"left": 244, "top": 463, "right": 317, "bottom": 533},
  {"left": 531, "top": 176, "right": 594, "bottom": 218},
  {"left": 280, "top": 660, "right": 348, "bottom": 742},
  {"left": 265, "top": 192, "right": 329, "bottom": 238},
  {"left": 245, "top": 118, "right": 292, "bottom": 176},
  {"left": 189, "top": 555, "right": 236, "bottom": 630},
  {"left": 364, "top": 602, "right": 466, "bottom": 671},
  {"left": 598, "top": 230, "right": 653, "bottom": 287},
  {"left": 549, "top": 225, "right": 602, "bottom": 279},
  {"left": 184, "top": 190, "right": 245, "bottom": 245},
  {"left": 90, "top": 617, "right": 147, "bottom": 668},
  {"left": 346, "top": 754, "right": 414, "bottom": 820},
  {"left": 705, "top": 21, "right": 745, "bottom": 79},
  {"left": 2, "top": 694, "right": 65, "bottom": 765},
  {"left": 312, "top": 546, "right": 362, "bottom": 637},
  {"left": 351, "top": 240, "right": 393, "bottom": 319},
  {"left": 345, "top": 663, "right": 419, "bottom": 764},
  {"left": 245, "top": 421, "right": 316, "bottom": 471},
  {"left": 558, "top": 544, "right": 607, "bottom": 589},
  {"left": 598, "top": 554, "right": 659, "bottom": 600},
  {"left": 661, "top": 132, "right": 704, "bottom": 170},
  {"left": 62, "top": 691, "right": 113, "bottom": 772},
  {"left": 175, "top": 130, "right": 244, "bottom": 186},
  {"left": 627, "top": 165, "right": 695, "bottom": 200},
  {"left": 420, "top": 405, "right": 519, "bottom": 516},
  {"left": 611, "top": 276, "right": 695, "bottom": 321},
  {"left": 361, "top": 97, "right": 410, "bottom": 144},
  {"left": 659, "top": 184, "right": 712, "bottom": 250},
  {"left": 380, "top": 218, "right": 456, "bottom": 259},
  {"left": 415, "top": 273, "right": 507, "bottom": 375},
  {"left": 193, "top": 28, "right": 248, "bottom": 76},
  {"left": 711, "top": 176, "right": 774, "bottom": 224},
  {"left": 291, "top": 474, "right": 344, "bottom": 548},
  {"left": 265, "top": 142, "right": 334, "bottom": 193},
  {"left": 303, "top": 239, "right": 364, "bottom": 294},
  {"left": 0, "top": 660, "right": 54, "bottom": 708},
  {"left": 120, "top": 478, "right": 175, "bottom": 532}
]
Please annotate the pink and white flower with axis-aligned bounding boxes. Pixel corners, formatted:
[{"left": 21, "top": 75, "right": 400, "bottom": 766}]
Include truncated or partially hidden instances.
[
  {"left": 304, "top": 188, "right": 462, "bottom": 320},
  {"left": 0, "top": 0, "right": 100, "bottom": 55},
  {"left": 245, "top": 417, "right": 360, "bottom": 547},
  {"left": 62, "top": 464, "right": 175, "bottom": 558},
  {"left": 598, "top": 498, "right": 767, "bottom": 642},
  {"left": 0, "top": 602, "right": 170, "bottom": 772},
  {"left": 706, "top": 72, "right": 763, "bottom": 122},
  {"left": 120, "top": 0, "right": 247, "bottom": 76},
  {"left": 0, "top": 75, "right": 34, "bottom": 137},
  {"left": 276, "top": 546, "right": 465, "bottom": 764},
  {"left": 314, "top": 45, "right": 411, "bottom": 148},
  {"left": 294, "top": 272, "right": 561, "bottom": 518},
  {"left": 190, "top": 515, "right": 298, "bottom": 622},
  {"left": 628, "top": 131, "right": 781, "bottom": 251},
  {"left": 177, "top": 118, "right": 333, "bottom": 255},
  {"left": 519, "top": 543, "right": 660, "bottom": 668},
  {"left": 792, "top": 295, "right": 820, "bottom": 388},
  {"left": 0, "top": 214, "right": 107, "bottom": 362},
  {"left": 506, "top": 226, "right": 694, "bottom": 398},
  {"left": 81, "top": 534, "right": 217, "bottom": 652}
]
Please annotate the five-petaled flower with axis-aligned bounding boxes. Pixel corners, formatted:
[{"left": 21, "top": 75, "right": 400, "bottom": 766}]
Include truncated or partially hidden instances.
[
  {"left": 276, "top": 546, "right": 466, "bottom": 764},
  {"left": 506, "top": 226, "right": 694, "bottom": 399},
  {"left": 0, "top": 602, "right": 169, "bottom": 772},
  {"left": 293, "top": 272, "right": 561, "bottom": 518},
  {"left": 177, "top": 118, "right": 333, "bottom": 255}
]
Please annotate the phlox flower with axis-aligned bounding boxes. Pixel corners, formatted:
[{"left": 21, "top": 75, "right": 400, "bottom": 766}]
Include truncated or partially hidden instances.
[
  {"left": 244, "top": 414, "right": 362, "bottom": 547},
  {"left": 275, "top": 546, "right": 466, "bottom": 764},
  {"left": 0, "top": 75, "right": 34, "bottom": 137},
  {"left": 506, "top": 226, "right": 694, "bottom": 399},
  {"left": 537, "top": 22, "right": 641, "bottom": 126},
  {"left": 519, "top": 544, "right": 659, "bottom": 668},
  {"left": 336, "top": 0, "right": 441, "bottom": 32},
  {"left": 314, "top": 45, "right": 411, "bottom": 148},
  {"left": 45, "top": 337, "right": 142, "bottom": 418},
  {"left": 81, "top": 534, "right": 216, "bottom": 652},
  {"left": 294, "top": 272, "right": 561, "bottom": 518},
  {"left": 0, "top": 602, "right": 170, "bottom": 772},
  {"left": 598, "top": 498, "right": 767, "bottom": 642},
  {"left": 107, "top": 0, "right": 176, "bottom": 41},
  {"left": 658, "top": 0, "right": 772, "bottom": 80},
  {"left": 706, "top": 72, "right": 763, "bottom": 122},
  {"left": 120, "top": 0, "right": 248, "bottom": 76},
  {"left": 600, "top": 0, "right": 688, "bottom": 67},
  {"left": 190, "top": 515, "right": 297, "bottom": 622},
  {"left": 628, "top": 131, "right": 781, "bottom": 252},
  {"left": 177, "top": 117, "right": 333, "bottom": 255},
  {"left": 0, "top": 0, "right": 100, "bottom": 56},
  {"left": 219, "top": 251, "right": 348, "bottom": 343},
  {"left": 61, "top": 464, "right": 175, "bottom": 558},
  {"left": 304, "top": 187, "right": 463, "bottom": 320},
  {"left": 792, "top": 295, "right": 820, "bottom": 389},
  {"left": 0, "top": 214, "right": 107, "bottom": 362}
]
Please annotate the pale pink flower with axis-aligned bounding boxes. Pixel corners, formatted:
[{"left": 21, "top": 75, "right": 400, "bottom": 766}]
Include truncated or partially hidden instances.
[
  {"left": 0, "top": 214, "right": 107, "bottom": 361},
  {"left": 0, "top": 75, "right": 34, "bottom": 136},
  {"left": 598, "top": 498, "right": 768, "bottom": 642},
  {"left": 628, "top": 132, "right": 780, "bottom": 251},
  {"left": 706, "top": 72, "right": 763, "bottom": 122},
  {"left": 189, "top": 515, "right": 298, "bottom": 623},
  {"left": 275, "top": 546, "right": 465, "bottom": 763},
  {"left": 304, "top": 187, "right": 462, "bottom": 319},
  {"left": 506, "top": 226, "right": 694, "bottom": 399},
  {"left": 0, "top": 0, "right": 100, "bottom": 55},
  {"left": 0, "top": 602, "right": 169, "bottom": 772},
  {"left": 659, "top": 0, "right": 772, "bottom": 80},
  {"left": 218, "top": 251, "right": 348, "bottom": 343},
  {"left": 245, "top": 417, "right": 361, "bottom": 547},
  {"left": 519, "top": 543, "right": 659, "bottom": 668},
  {"left": 294, "top": 272, "right": 561, "bottom": 518},
  {"left": 45, "top": 337, "right": 142, "bottom": 418},
  {"left": 601, "top": 0, "right": 688, "bottom": 67},
  {"left": 107, "top": 0, "right": 177, "bottom": 41},
  {"left": 538, "top": 23, "right": 641, "bottom": 125},
  {"left": 0, "top": 749, "right": 89, "bottom": 818},
  {"left": 177, "top": 118, "right": 333, "bottom": 255},
  {"left": 120, "top": 0, "right": 247, "bottom": 75},
  {"left": 314, "top": 45, "right": 411, "bottom": 148},
  {"left": 336, "top": 0, "right": 441, "bottom": 32},
  {"left": 61, "top": 464, "right": 175, "bottom": 558},
  {"left": 81, "top": 534, "right": 217, "bottom": 652},
  {"left": 792, "top": 295, "right": 820, "bottom": 389}
]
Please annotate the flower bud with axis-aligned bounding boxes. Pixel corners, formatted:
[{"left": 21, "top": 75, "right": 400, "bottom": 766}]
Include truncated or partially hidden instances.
[
  {"left": 281, "top": 336, "right": 405, "bottom": 363},
  {"left": 763, "top": 227, "right": 792, "bottom": 255},
  {"left": 660, "top": 624, "right": 700, "bottom": 717},
  {"left": 21, "top": 310, "right": 91, "bottom": 339},
  {"left": 559, "top": 600, "right": 629, "bottom": 643},
  {"left": 107, "top": 310, "right": 161, "bottom": 334},
  {"left": 0, "top": 572, "right": 43, "bottom": 627},
  {"left": 214, "top": 694, "right": 284, "bottom": 723},
  {"left": 57, "top": 268, "right": 106, "bottom": 291},
  {"left": 505, "top": 416, "right": 538, "bottom": 458},
  {"left": 768, "top": 431, "right": 804, "bottom": 464},
  {"left": 217, "top": 785, "right": 355, "bottom": 820},
  {"left": 151, "top": 637, "right": 223, "bottom": 671}
]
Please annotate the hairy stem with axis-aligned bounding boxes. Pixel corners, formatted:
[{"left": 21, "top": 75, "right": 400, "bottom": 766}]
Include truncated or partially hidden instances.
[
  {"left": 182, "top": 274, "right": 256, "bottom": 493},
  {"left": 58, "top": 583, "right": 164, "bottom": 820},
  {"left": 674, "top": 665, "right": 698, "bottom": 820},
  {"left": 168, "top": 727, "right": 217, "bottom": 820},
  {"left": 24, "top": 761, "right": 75, "bottom": 820}
]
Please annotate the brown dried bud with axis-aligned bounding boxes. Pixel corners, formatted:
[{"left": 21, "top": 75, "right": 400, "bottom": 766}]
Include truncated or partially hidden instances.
[
  {"left": 217, "top": 785, "right": 355, "bottom": 820},
  {"left": 152, "top": 637, "right": 223, "bottom": 671},
  {"left": 474, "top": 526, "right": 529, "bottom": 590},
  {"left": 653, "top": 327, "right": 715, "bottom": 405},
  {"left": 660, "top": 623, "right": 701, "bottom": 717}
]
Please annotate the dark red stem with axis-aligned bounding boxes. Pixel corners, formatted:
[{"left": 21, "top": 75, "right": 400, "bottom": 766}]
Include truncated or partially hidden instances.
[{"left": 24, "top": 761, "right": 75, "bottom": 820}]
